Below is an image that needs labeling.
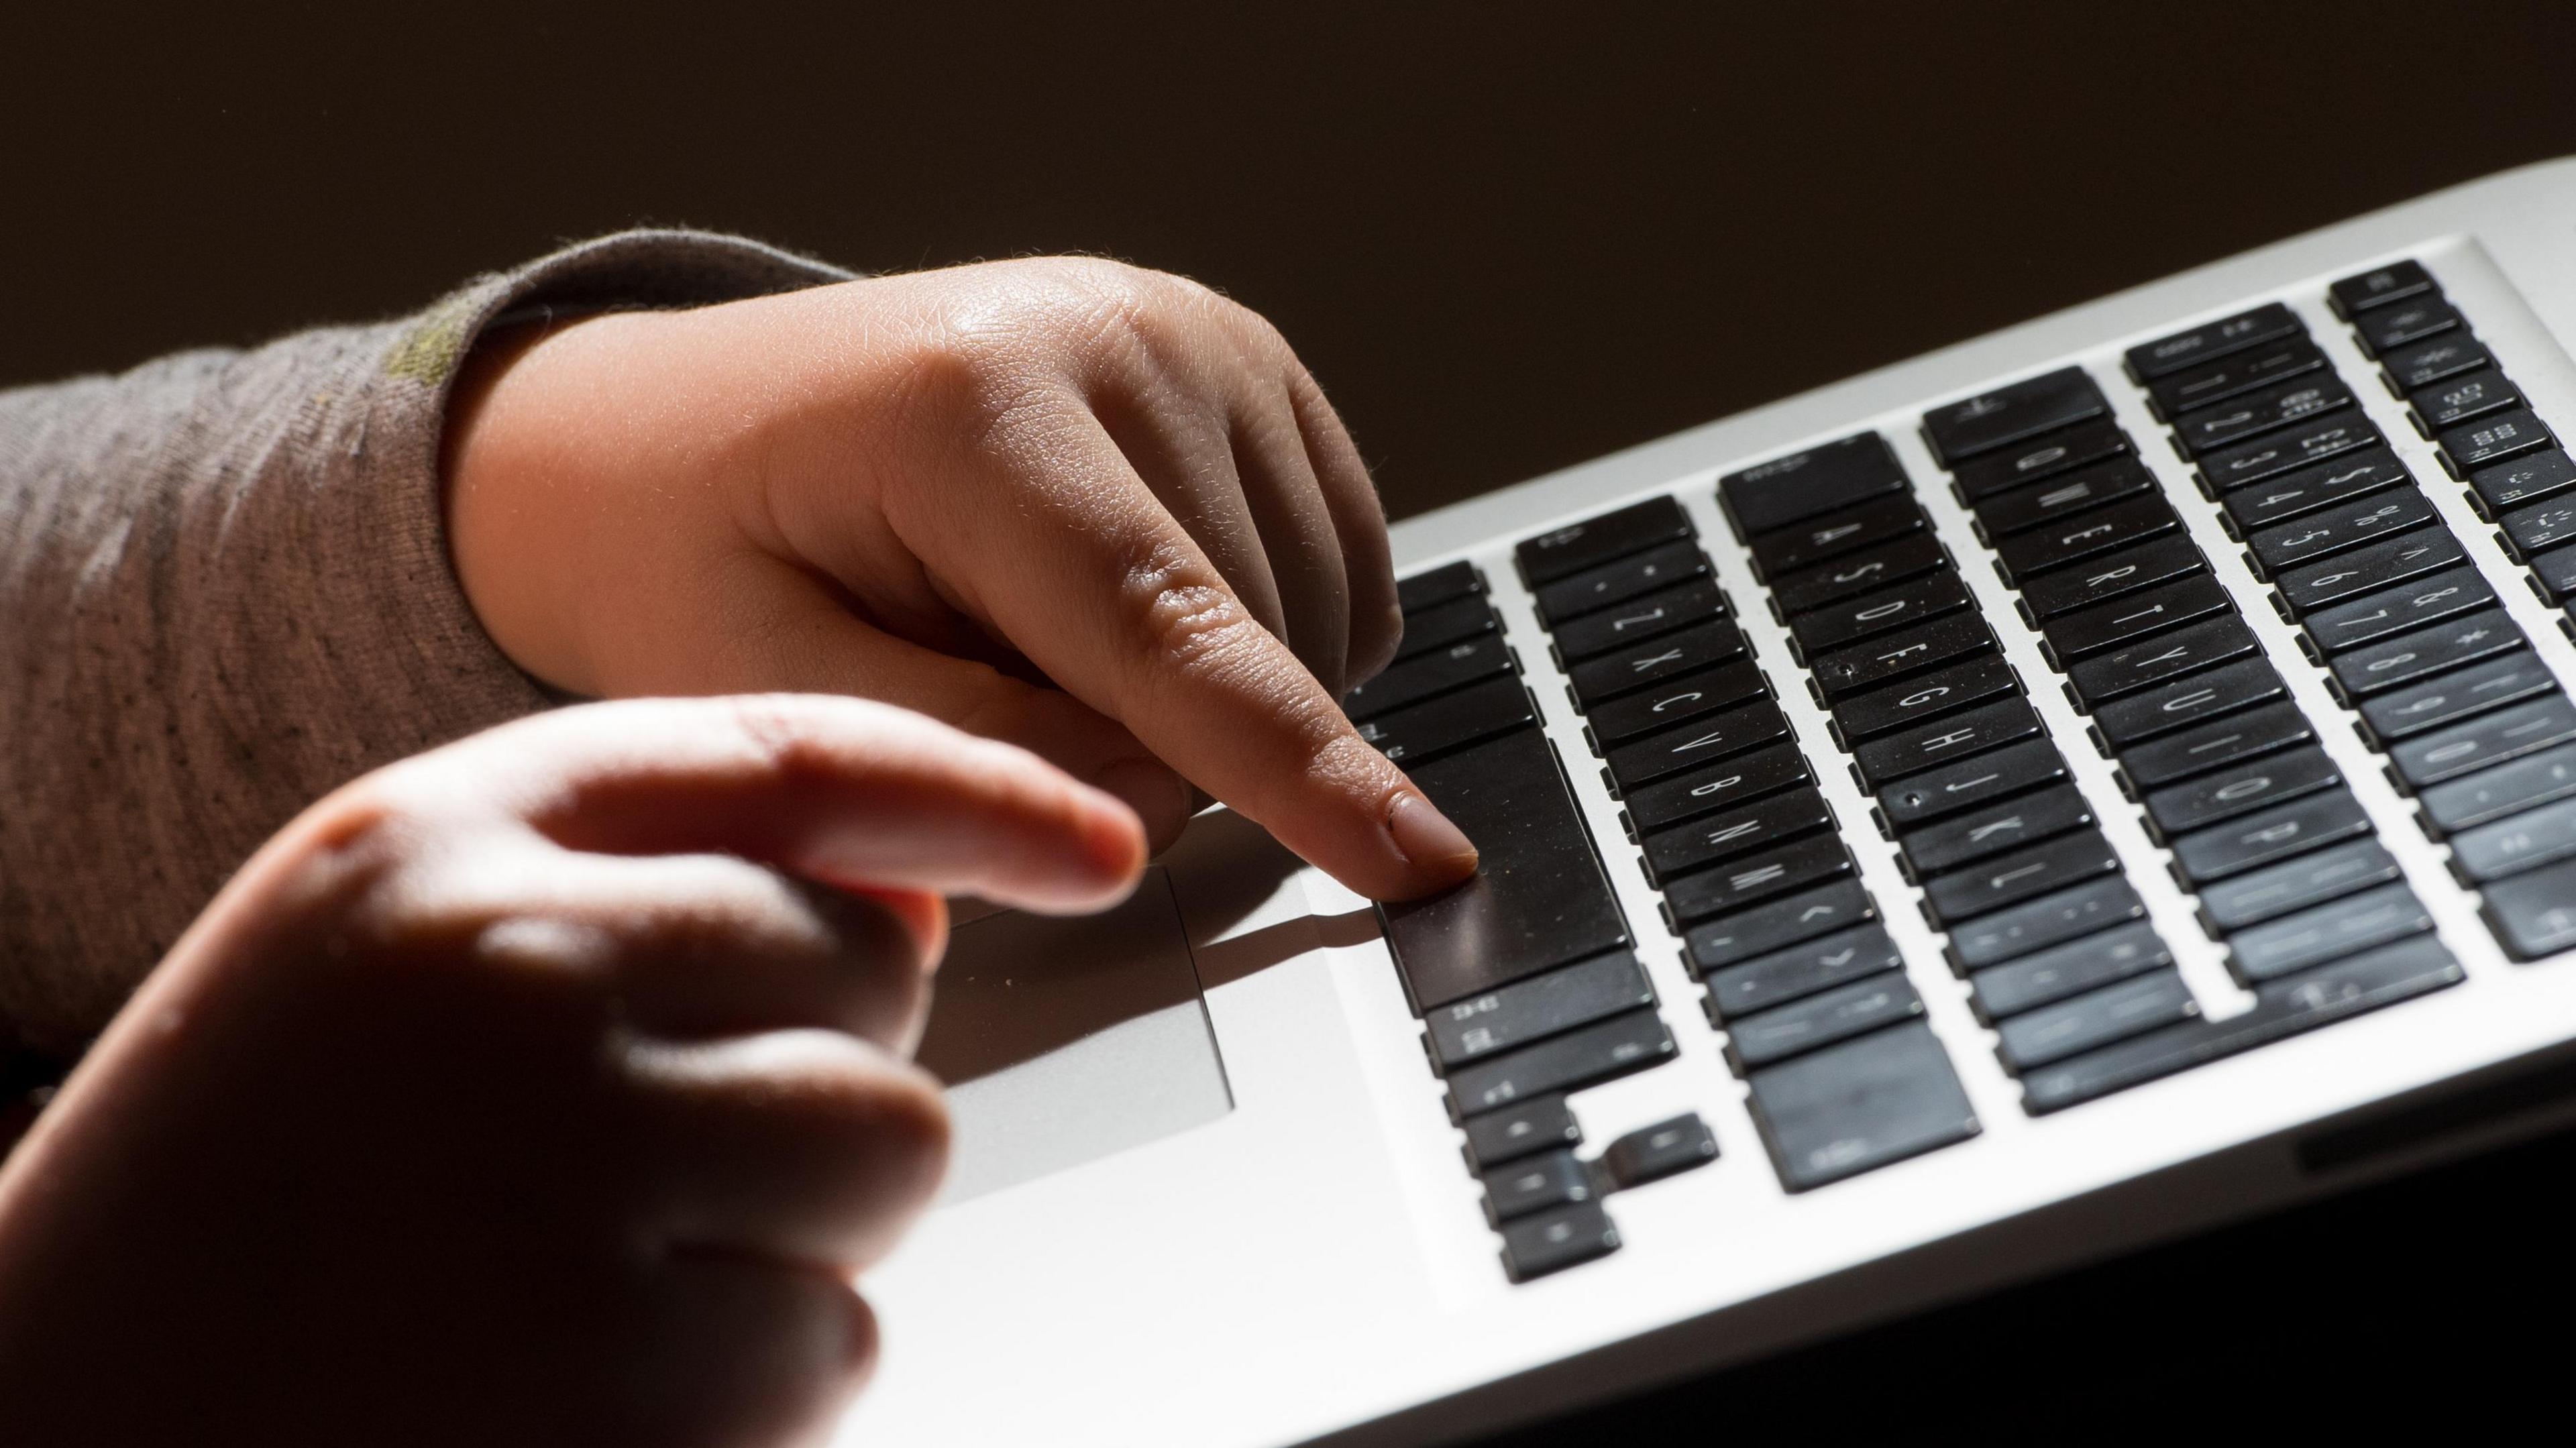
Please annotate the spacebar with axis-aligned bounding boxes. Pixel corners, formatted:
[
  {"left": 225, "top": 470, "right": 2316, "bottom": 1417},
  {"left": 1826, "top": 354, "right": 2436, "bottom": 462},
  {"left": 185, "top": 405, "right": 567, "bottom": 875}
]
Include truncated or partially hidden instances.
[{"left": 1381, "top": 726, "right": 1631, "bottom": 1011}]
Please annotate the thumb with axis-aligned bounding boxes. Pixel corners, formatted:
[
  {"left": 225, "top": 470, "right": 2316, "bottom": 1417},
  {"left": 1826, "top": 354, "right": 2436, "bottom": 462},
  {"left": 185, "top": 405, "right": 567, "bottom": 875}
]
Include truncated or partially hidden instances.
[{"left": 590, "top": 561, "right": 1199, "bottom": 852}]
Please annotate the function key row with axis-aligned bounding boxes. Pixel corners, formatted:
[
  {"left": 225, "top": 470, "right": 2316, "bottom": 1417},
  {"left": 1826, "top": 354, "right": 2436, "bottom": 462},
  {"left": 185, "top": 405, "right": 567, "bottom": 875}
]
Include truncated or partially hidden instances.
[
  {"left": 2320, "top": 260, "right": 2576, "bottom": 960},
  {"left": 1923, "top": 358, "right": 2462, "bottom": 1113}
]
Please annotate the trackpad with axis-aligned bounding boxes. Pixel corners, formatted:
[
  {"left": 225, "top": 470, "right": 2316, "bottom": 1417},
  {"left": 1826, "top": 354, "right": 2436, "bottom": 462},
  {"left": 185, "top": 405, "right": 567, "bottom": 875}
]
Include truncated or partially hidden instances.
[{"left": 915, "top": 867, "right": 1231, "bottom": 1205}]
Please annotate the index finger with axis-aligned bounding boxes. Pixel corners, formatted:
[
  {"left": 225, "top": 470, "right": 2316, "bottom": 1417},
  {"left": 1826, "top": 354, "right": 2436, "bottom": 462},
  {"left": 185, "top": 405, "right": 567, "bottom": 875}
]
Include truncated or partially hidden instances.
[
  {"left": 388, "top": 693, "right": 1149, "bottom": 917},
  {"left": 900, "top": 405, "right": 1479, "bottom": 901}
]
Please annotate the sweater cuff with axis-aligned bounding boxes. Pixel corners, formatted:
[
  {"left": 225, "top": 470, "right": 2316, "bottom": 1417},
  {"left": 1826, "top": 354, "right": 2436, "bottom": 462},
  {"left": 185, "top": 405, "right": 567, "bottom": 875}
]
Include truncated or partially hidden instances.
[{"left": 367, "top": 229, "right": 856, "bottom": 707}]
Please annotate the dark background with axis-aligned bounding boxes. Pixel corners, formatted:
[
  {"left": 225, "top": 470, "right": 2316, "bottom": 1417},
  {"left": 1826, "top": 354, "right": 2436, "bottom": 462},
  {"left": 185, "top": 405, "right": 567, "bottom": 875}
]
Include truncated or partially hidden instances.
[{"left": 9, "top": 1, "right": 2574, "bottom": 1435}]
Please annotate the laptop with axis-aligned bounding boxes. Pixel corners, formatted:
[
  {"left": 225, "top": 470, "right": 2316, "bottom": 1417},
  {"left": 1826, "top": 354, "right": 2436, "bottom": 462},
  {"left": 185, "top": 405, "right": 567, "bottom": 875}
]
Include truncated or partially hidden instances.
[{"left": 838, "top": 158, "right": 2576, "bottom": 1447}]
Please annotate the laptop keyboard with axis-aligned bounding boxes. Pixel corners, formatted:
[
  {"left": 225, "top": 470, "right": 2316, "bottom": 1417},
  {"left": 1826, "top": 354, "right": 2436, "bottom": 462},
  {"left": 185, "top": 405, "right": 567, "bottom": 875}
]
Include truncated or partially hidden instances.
[{"left": 1354, "top": 256, "right": 2576, "bottom": 1283}]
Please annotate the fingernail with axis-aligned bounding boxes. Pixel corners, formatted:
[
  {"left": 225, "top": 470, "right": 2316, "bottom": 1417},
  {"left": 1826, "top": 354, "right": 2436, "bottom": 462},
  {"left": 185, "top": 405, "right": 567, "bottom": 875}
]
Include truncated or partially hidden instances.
[
  {"left": 1387, "top": 789, "right": 1478, "bottom": 879},
  {"left": 1095, "top": 758, "right": 1194, "bottom": 844}
]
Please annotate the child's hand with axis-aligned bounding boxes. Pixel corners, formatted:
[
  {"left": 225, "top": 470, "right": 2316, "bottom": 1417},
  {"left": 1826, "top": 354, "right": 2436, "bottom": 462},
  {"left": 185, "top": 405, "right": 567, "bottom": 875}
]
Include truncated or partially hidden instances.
[
  {"left": 0, "top": 695, "right": 1143, "bottom": 1445},
  {"left": 442, "top": 259, "right": 1477, "bottom": 901}
]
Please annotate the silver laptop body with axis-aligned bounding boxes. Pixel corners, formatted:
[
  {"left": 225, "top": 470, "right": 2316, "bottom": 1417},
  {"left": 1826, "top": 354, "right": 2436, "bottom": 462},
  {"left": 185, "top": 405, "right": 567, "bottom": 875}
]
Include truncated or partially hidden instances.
[{"left": 839, "top": 158, "right": 2576, "bottom": 1448}]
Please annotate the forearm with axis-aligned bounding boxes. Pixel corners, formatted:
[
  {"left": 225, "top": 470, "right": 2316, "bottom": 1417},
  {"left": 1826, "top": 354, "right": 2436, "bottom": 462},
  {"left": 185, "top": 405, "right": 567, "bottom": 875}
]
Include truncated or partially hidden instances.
[{"left": 0, "top": 230, "right": 850, "bottom": 1057}]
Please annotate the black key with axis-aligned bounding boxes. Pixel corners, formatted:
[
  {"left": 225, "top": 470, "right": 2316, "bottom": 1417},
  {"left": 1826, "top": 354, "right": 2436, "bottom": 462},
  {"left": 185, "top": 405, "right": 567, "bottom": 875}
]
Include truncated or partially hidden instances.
[
  {"left": 2245, "top": 486, "right": 2434, "bottom": 575},
  {"left": 1769, "top": 533, "right": 1950, "bottom": 615},
  {"left": 1356, "top": 676, "right": 1535, "bottom": 766},
  {"left": 1569, "top": 618, "right": 1747, "bottom": 706},
  {"left": 2090, "top": 656, "right": 2288, "bottom": 748},
  {"left": 2330, "top": 259, "right": 2436, "bottom": 317},
  {"left": 1605, "top": 700, "right": 1792, "bottom": 793},
  {"left": 1462, "top": 1095, "right": 1580, "bottom": 1171},
  {"left": 1383, "top": 729, "right": 1629, "bottom": 1009},
  {"left": 1603, "top": 1115, "right": 1719, "bottom": 1188},
  {"left": 1663, "top": 834, "right": 1854, "bottom": 924},
  {"left": 2196, "top": 838, "right": 2403, "bottom": 932},
  {"left": 2299, "top": 565, "right": 2495, "bottom": 655},
  {"left": 2145, "top": 744, "right": 2340, "bottom": 837},
  {"left": 2168, "top": 788, "right": 2373, "bottom": 886},
  {"left": 2392, "top": 695, "right": 2576, "bottom": 789},
  {"left": 1970, "top": 922, "right": 2171, "bottom": 1021},
  {"left": 2479, "top": 856, "right": 2576, "bottom": 959},
  {"left": 1728, "top": 975, "right": 1925, "bottom": 1070},
  {"left": 1393, "top": 592, "right": 1500, "bottom": 661},
  {"left": 2452, "top": 793, "right": 2576, "bottom": 881},
  {"left": 2379, "top": 331, "right": 2490, "bottom": 390},
  {"left": 2272, "top": 526, "right": 2465, "bottom": 617},
  {"left": 1482, "top": 1149, "right": 1595, "bottom": 1223},
  {"left": 2017, "top": 534, "right": 2208, "bottom": 619},
  {"left": 1878, "top": 737, "right": 2068, "bottom": 828},
  {"left": 1997, "top": 970, "right": 2199, "bottom": 1071},
  {"left": 2066, "top": 614, "right": 2261, "bottom": 708},
  {"left": 1831, "top": 653, "right": 2020, "bottom": 740},
  {"left": 1748, "top": 493, "right": 1925, "bottom": 579},
  {"left": 2500, "top": 494, "right": 2576, "bottom": 561},
  {"left": 1924, "top": 366, "right": 2108, "bottom": 465},
  {"left": 2227, "top": 882, "right": 2431, "bottom": 985},
  {"left": 1945, "top": 877, "right": 2147, "bottom": 972},
  {"left": 1683, "top": 879, "right": 1878, "bottom": 976},
  {"left": 1535, "top": 540, "right": 1711, "bottom": 624},
  {"left": 1747, "top": 1020, "right": 1980, "bottom": 1191},
  {"left": 2198, "top": 412, "right": 2381, "bottom": 493},
  {"left": 2541, "top": 547, "right": 2576, "bottom": 605},
  {"left": 2042, "top": 573, "right": 2233, "bottom": 662},
  {"left": 2470, "top": 448, "right": 2576, "bottom": 516},
  {"left": 2149, "top": 337, "right": 2324, "bottom": 418},
  {"left": 1485, "top": 1154, "right": 1619, "bottom": 1234},
  {"left": 1398, "top": 559, "right": 1483, "bottom": 614},
  {"left": 2128, "top": 302, "right": 2305, "bottom": 381},
  {"left": 1424, "top": 950, "right": 1656, "bottom": 1070},
  {"left": 1518, "top": 495, "right": 1694, "bottom": 586},
  {"left": 1922, "top": 828, "right": 2121, "bottom": 926},
  {"left": 1789, "top": 569, "right": 1972, "bottom": 656},
  {"left": 1445, "top": 1007, "right": 1675, "bottom": 1117},
  {"left": 1703, "top": 924, "right": 1904, "bottom": 1023},
  {"left": 2218, "top": 448, "right": 2411, "bottom": 534},
  {"left": 1994, "top": 494, "right": 2180, "bottom": 583},
  {"left": 1899, "top": 784, "right": 2092, "bottom": 878},
  {"left": 2020, "top": 935, "right": 2462, "bottom": 1115},
  {"left": 2177, "top": 376, "right": 2353, "bottom": 457},
  {"left": 1974, "top": 456, "right": 2155, "bottom": 537},
  {"left": 1587, "top": 660, "right": 1768, "bottom": 746},
  {"left": 1849, "top": 695, "right": 2045, "bottom": 789},
  {"left": 2118, "top": 702, "right": 2314, "bottom": 791},
  {"left": 1643, "top": 787, "right": 1834, "bottom": 884},
  {"left": 2327, "top": 608, "right": 2525, "bottom": 698},
  {"left": 1625, "top": 742, "right": 1811, "bottom": 833},
  {"left": 2357, "top": 651, "right": 2560, "bottom": 744},
  {"left": 2410, "top": 367, "right": 2519, "bottom": 432},
  {"left": 1809, "top": 612, "right": 1994, "bottom": 697},
  {"left": 1552, "top": 576, "right": 1726, "bottom": 662},
  {"left": 2355, "top": 296, "right": 2461, "bottom": 357},
  {"left": 1951, "top": 417, "right": 2134, "bottom": 500},
  {"left": 1499, "top": 1201, "right": 1621, "bottom": 1282},
  {"left": 2420, "top": 740, "right": 2576, "bottom": 835},
  {"left": 1718, "top": 432, "right": 1909, "bottom": 537},
  {"left": 1344, "top": 632, "right": 1511, "bottom": 720},
  {"left": 2439, "top": 406, "right": 2553, "bottom": 474}
]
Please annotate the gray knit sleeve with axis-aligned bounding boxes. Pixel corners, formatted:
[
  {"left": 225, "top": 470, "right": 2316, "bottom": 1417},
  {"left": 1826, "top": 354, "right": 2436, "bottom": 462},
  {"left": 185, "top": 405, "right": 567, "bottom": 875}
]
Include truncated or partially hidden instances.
[{"left": 0, "top": 230, "right": 853, "bottom": 1058}]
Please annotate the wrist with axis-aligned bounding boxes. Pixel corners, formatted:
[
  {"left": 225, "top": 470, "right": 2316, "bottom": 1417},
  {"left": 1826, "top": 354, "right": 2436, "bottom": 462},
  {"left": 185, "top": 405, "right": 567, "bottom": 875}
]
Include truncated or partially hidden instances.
[{"left": 439, "top": 311, "right": 652, "bottom": 696}]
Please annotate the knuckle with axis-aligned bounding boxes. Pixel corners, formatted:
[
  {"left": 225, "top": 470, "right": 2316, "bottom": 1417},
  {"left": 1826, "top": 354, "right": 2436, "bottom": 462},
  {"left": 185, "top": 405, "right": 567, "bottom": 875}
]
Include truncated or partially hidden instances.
[
  {"left": 1119, "top": 547, "right": 1271, "bottom": 682},
  {"left": 887, "top": 321, "right": 1052, "bottom": 449}
]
